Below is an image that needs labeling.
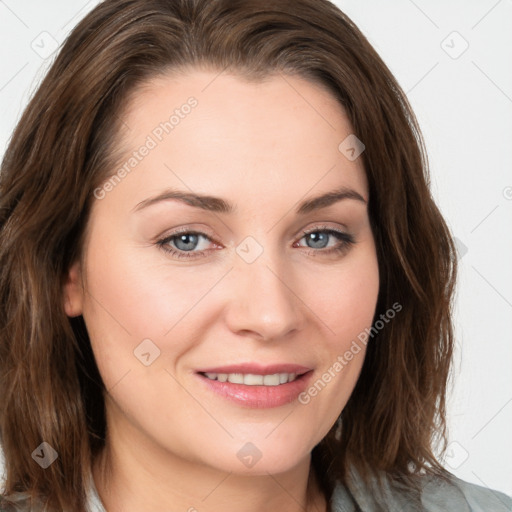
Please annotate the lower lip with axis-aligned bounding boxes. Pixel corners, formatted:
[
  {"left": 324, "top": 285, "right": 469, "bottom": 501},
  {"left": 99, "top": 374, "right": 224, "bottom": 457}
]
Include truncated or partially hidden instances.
[{"left": 196, "top": 371, "right": 313, "bottom": 409}]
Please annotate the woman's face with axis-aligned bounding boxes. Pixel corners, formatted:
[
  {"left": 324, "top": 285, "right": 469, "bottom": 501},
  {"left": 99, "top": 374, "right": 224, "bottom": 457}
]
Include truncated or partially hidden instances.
[{"left": 65, "top": 69, "right": 379, "bottom": 475}]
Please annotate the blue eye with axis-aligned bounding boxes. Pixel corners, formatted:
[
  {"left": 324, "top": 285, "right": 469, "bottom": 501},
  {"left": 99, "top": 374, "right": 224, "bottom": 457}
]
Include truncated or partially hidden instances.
[
  {"left": 173, "top": 233, "right": 201, "bottom": 251},
  {"left": 297, "top": 228, "right": 355, "bottom": 254},
  {"left": 157, "top": 231, "right": 213, "bottom": 258},
  {"left": 156, "top": 227, "right": 355, "bottom": 260},
  {"left": 304, "top": 231, "right": 330, "bottom": 249}
]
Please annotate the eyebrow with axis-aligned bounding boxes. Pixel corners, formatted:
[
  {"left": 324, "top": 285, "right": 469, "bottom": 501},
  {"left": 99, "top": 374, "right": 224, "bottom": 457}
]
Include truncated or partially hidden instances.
[{"left": 132, "top": 186, "right": 367, "bottom": 214}]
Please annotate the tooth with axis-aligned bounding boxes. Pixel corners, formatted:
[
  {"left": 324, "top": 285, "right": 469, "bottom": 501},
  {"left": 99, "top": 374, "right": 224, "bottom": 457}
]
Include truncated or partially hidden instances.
[
  {"left": 263, "top": 373, "right": 281, "bottom": 386},
  {"left": 243, "top": 374, "right": 264, "bottom": 385},
  {"left": 227, "top": 373, "right": 244, "bottom": 384},
  {"left": 204, "top": 371, "right": 299, "bottom": 385}
]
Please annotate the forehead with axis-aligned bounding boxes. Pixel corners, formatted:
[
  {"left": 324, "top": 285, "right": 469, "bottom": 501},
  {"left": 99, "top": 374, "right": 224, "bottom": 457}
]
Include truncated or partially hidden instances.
[
  {"left": 104, "top": 68, "right": 368, "bottom": 208},
  {"left": 122, "top": 68, "right": 353, "bottom": 144}
]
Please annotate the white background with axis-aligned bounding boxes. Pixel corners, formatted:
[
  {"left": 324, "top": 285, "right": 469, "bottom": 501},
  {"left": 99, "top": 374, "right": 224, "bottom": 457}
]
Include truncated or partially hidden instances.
[{"left": 0, "top": 0, "right": 511, "bottom": 498}]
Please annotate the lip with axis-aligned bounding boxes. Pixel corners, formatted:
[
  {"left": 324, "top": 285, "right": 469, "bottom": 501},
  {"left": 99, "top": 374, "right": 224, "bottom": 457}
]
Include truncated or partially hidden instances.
[{"left": 195, "top": 364, "right": 314, "bottom": 409}]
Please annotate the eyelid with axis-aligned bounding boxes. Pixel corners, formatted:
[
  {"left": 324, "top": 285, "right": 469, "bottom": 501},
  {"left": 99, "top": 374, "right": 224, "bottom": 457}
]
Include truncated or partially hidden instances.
[
  {"left": 154, "top": 224, "right": 221, "bottom": 244},
  {"left": 156, "top": 222, "right": 348, "bottom": 245},
  {"left": 300, "top": 224, "right": 346, "bottom": 236}
]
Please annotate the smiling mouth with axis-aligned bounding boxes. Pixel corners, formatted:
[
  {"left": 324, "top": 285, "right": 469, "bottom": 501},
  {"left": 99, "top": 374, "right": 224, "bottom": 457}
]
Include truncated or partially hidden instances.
[
  {"left": 199, "top": 371, "right": 302, "bottom": 386},
  {"left": 196, "top": 368, "right": 313, "bottom": 408}
]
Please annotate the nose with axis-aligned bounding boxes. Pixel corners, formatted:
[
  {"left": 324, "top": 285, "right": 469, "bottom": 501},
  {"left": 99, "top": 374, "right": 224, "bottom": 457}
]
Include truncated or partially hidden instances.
[{"left": 223, "top": 250, "right": 304, "bottom": 341}]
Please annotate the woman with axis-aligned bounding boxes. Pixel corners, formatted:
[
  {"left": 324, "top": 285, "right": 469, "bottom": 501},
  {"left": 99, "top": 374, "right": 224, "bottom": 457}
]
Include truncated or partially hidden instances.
[{"left": 0, "top": 0, "right": 510, "bottom": 510}]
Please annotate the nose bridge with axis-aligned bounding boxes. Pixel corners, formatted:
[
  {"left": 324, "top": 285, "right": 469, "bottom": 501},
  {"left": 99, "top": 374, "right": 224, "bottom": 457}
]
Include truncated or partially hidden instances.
[{"left": 225, "top": 238, "right": 302, "bottom": 339}]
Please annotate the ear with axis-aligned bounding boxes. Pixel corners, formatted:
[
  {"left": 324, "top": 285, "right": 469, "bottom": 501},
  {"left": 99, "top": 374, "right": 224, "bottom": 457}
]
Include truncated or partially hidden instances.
[{"left": 63, "top": 260, "right": 84, "bottom": 317}]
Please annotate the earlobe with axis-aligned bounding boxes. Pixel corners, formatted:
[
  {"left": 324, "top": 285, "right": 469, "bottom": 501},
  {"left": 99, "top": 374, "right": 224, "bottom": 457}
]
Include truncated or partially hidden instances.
[{"left": 63, "top": 260, "right": 84, "bottom": 317}]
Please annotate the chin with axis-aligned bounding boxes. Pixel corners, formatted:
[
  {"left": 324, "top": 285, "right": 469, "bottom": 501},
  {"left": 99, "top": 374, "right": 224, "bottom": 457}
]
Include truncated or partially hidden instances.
[{"left": 196, "top": 434, "right": 316, "bottom": 476}]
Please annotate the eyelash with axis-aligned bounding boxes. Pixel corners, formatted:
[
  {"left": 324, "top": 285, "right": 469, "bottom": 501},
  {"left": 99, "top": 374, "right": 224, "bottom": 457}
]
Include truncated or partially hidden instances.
[{"left": 156, "top": 226, "right": 355, "bottom": 260}]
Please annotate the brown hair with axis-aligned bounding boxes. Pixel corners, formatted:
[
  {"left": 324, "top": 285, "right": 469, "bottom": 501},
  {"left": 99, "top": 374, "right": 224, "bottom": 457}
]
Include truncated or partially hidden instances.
[{"left": 0, "top": 0, "right": 457, "bottom": 509}]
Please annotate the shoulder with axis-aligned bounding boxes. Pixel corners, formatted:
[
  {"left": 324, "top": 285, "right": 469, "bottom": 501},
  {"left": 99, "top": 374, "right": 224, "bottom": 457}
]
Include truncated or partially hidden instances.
[
  {"left": 330, "top": 471, "right": 512, "bottom": 512},
  {"left": 0, "top": 495, "right": 25, "bottom": 511},
  {"left": 421, "top": 474, "right": 512, "bottom": 512},
  {"left": 0, "top": 494, "right": 46, "bottom": 512}
]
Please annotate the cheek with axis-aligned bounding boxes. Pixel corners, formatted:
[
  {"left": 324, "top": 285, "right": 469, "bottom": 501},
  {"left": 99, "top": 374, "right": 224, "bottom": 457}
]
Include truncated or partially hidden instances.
[
  {"left": 80, "top": 228, "right": 226, "bottom": 389},
  {"left": 83, "top": 220, "right": 231, "bottom": 332},
  {"left": 294, "top": 241, "right": 379, "bottom": 418},
  {"left": 301, "top": 238, "right": 380, "bottom": 348}
]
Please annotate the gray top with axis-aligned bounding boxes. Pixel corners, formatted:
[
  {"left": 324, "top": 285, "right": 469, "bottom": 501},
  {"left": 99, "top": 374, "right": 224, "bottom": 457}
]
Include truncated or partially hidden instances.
[{"left": 85, "top": 468, "right": 512, "bottom": 512}]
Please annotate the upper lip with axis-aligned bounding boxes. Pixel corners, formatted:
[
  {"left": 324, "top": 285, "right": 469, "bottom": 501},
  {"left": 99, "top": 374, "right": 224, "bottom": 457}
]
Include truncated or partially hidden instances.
[{"left": 196, "top": 363, "right": 312, "bottom": 376}]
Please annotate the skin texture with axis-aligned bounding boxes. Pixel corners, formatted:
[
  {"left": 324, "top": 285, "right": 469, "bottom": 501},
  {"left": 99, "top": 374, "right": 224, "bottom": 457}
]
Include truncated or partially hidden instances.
[{"left": 63, "top": 69, "right": 380, "bottom": 512}]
